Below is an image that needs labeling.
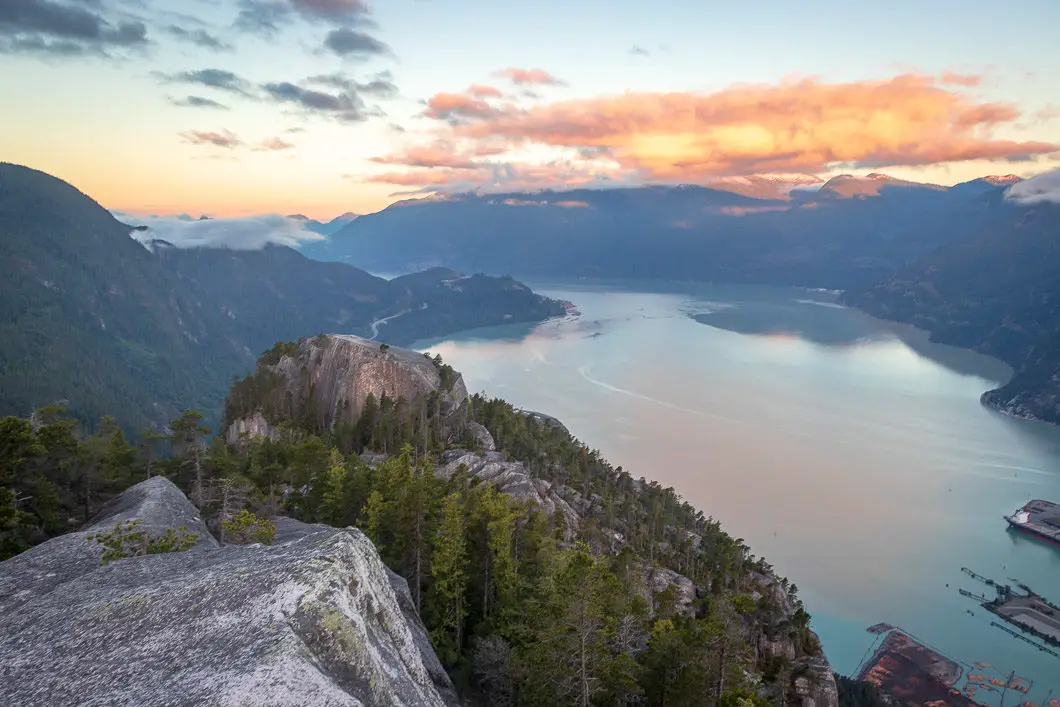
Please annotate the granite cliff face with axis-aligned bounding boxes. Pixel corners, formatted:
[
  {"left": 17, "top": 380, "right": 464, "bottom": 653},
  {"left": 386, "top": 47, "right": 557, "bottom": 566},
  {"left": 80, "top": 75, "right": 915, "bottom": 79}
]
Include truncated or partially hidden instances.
[
  {"left": 0, "top": 477, "right": 458, "bottom": 707},
  {"left": 226, "top": 334, "right": 468, "bottom": 443}
]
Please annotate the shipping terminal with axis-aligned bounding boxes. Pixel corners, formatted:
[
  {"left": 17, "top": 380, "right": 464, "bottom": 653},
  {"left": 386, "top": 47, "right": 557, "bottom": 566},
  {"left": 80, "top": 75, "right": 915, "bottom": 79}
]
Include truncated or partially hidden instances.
[{"left": 1005, "top": 500, "right": 1060, "bottom": 545}]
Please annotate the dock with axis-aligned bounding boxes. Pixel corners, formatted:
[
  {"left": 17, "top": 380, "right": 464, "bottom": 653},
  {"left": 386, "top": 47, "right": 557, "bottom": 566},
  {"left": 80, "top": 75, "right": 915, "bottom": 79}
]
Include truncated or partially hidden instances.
[{"left": 958, "top": 568, "right": 1060, "bottom": 655}]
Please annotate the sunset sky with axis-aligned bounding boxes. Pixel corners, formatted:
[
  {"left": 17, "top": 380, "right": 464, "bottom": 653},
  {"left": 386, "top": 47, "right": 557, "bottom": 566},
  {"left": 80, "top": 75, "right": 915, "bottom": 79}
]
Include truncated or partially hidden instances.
[{"left": 3, "top": 0, "right": 1060, "bottom": 218}]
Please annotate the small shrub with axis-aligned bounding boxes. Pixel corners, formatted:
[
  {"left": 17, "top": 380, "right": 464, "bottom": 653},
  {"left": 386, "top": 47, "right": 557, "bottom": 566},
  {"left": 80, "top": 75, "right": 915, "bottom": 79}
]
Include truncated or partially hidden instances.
[
  {"left": 222, "top": 509, "right": 277, "bottom": 545},
  {"left": 379, "top": 343, "right": 390, "bottom": 352},
  {"left": 92, "top": 519, "right": 198, "bottom": 565}
]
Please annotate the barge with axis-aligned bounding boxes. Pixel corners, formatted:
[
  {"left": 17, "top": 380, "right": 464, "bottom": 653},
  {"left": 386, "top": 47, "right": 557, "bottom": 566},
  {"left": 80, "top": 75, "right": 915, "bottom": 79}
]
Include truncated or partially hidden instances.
[{"left": 1005, "top": 500, "right": 1060, "bottom": 545}]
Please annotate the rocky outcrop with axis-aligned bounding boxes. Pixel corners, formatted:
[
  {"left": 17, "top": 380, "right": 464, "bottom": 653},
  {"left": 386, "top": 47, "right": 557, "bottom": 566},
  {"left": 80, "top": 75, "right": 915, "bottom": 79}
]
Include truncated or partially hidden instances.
[
  {"left": 632, "top": 563, "right": 697, "bottom": 616},
  {"left": 465, "top": 420, "right": 496, "bottom": 451},
  {"left": 438, "top": 450, "right": 580, "bottom": 535},
  {"left": 225, "top": 410, "right": 280, "bottom": 443},
  {"left": 0, "top": 477, "right": 459, "bottom": 707},
  {"left": 749, "top": 572, "right": 838, "bottom": 707},
  {"left": 226, "top": 334, "right": 468, "bottom": 443},
  {"left": 791, "top": 653, "right": 840, "bottom": 707}
]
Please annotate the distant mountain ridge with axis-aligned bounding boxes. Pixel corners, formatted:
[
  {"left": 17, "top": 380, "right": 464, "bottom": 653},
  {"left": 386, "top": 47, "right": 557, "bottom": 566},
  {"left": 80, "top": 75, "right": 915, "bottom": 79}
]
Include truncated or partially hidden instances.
[
  {"left": 0, "top": 163, "right": 563, "bottom": 431},
  {"left": 302, "top": 173, "right": 1026, "bottom": 288},
  {"left": 300, "top": 170, "right": 1058, "bottom": 425}
]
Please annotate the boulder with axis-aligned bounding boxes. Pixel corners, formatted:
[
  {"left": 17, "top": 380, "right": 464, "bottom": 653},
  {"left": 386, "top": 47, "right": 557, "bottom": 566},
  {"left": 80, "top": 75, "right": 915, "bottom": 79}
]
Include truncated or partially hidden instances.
[
  {"left": 464, "top": 420, "right": 496, "bottom": 451},
  {"left": 0, "top": 478, "right": 458, "bottom": 707}
]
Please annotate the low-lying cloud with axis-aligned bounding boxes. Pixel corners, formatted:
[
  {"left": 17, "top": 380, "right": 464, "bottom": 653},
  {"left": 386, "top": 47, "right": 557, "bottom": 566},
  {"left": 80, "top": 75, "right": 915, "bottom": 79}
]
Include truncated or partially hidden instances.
[
  {"left": 117, "top": 213, "right": 325, "bottom": 250},
  {"left": 1005, "top": 168, "right": 1060, "bottom": 204}
]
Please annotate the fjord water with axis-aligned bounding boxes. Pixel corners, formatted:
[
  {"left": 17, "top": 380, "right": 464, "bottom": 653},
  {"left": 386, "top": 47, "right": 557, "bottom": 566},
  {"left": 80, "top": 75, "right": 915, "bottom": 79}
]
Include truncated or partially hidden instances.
[{"left": 411, "top": 282, "right": 1060, "bottom": 696}]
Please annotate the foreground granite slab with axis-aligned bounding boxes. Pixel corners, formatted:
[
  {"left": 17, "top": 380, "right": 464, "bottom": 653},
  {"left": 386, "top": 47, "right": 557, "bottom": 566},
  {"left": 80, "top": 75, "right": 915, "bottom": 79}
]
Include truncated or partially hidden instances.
[{"left": 0, "top": 477, "right": 457, "bottom": 707}]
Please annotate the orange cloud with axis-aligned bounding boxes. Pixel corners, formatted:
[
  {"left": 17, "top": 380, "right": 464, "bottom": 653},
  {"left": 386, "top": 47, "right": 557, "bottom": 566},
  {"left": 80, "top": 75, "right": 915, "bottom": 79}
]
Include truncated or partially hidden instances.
[
  {"left": 493, "top": 67, "right": 564, "bottom": 86},
  {"left": 369, "top": 74, "right": 1057, "bottom": 192},
  {"left": 370, "top": 141, "right": 506, "bottom": 169},
  {"left": 451, "top": 74, "right": 1056, "bottom": 180},
  {"left": 467, "top": 84, "right": 503, "bottom": 98},
  {"left": 424, "top": 92, "right": 499, "bottom": 121}
]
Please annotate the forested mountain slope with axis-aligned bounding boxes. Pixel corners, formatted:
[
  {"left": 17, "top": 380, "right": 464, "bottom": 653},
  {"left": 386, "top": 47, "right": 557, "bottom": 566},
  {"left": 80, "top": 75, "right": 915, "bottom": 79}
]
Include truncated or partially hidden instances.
[
  {"left": 0, "top": 163, "right": 563, "bottom": 432},
  {"left": 844, "top": 203, "right": 1060, "bottom": 424}
]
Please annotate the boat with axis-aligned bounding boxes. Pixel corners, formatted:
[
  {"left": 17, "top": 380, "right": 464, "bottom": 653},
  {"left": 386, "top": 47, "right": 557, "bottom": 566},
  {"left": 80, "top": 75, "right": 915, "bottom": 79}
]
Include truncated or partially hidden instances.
[{"left": 1005, "top": 500, "right": 1060, "bottom": 546}]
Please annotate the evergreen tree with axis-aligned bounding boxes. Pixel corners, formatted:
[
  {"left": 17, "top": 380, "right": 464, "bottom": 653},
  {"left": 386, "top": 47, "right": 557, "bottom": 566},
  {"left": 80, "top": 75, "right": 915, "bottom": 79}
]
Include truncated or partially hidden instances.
[{"left": 428, "top": 491, "right": 468, "bottom": 665}]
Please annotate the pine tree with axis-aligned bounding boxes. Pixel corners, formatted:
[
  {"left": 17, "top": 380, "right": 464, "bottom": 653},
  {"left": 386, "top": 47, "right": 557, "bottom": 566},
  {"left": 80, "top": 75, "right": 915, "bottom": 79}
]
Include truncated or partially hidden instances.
[
  {"left": 428, "top": 491, "right": 468, "bottom": 665},
  {"left": 321, "top": 449, "right": 348, "bottom": 526},
  {"left": 363, "top": 489, "right": 387, "bottom": 549},
  {"left": 169, "top": 411, "right": 210, "bottom": 504}
]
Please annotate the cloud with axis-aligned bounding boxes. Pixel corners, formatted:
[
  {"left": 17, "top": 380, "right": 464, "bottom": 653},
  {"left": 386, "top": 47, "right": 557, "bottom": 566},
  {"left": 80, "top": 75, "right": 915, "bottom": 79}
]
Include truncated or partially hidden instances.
[
  {"left": 180, "top": 129, "right": 243, "bottom": 148},
  {"left": 263, "top": 81, "right": 368, "bottom": 122},
  {"left": 234, "top": 0, "right": 291, "bottom": 35},
  {"left": 492, "top": 68, "right": 565, "bottom": 86},
  {"left": 1005, "top": 168, "right": 1060, "bottom": 204},
  {"left": 1035, "top": 106, "right": 1060, "bottom": 122},
  {"left": 0, "top": 0, "right": 147, "bottom": 56},
  {"left": 170, "top": 95, "right": 229, "bottom": 110},
  {"left": 424, "top": 92, "right": 500, "bottom": 122},
  {"left": 256, "top": 137, "right": 295, "bottom": 151},
  {"left": 373, "top": 74, "right": 1058, "bottom": 194},
  {"left": 235, "top": 0, "right": 375, "bottom": 37},
  {"left": 118, "top": 213, "right": 325, "bottom": 250},
  {"left": 449, "top": 74, "right": 1057, "bottom": 181},
  {"left": 629, "top": 45, "right": 650, "bottom": 57},
  {"left": 164, "top": 25, "right": 232, "bottom": 51},
  {"left": 939, "top": 72, "right": 982, "bottom": 87},
  {"left": 305, "top": 70, "right": 398, "bottom": 98},
  {"left": 159, "top": 68, "right": 253, "bottom": 96},
  {"left": 290, "top": 0, "right": 370, "bottom": 24},
  {"left": 467, "top": 84, "right": 503, "bottom": 98},
  {"left": 324, "top": 27, "right": 389, "bottom": 58},
  {"left": 370, "top": 141, "right": 507, "bottom": 169}
]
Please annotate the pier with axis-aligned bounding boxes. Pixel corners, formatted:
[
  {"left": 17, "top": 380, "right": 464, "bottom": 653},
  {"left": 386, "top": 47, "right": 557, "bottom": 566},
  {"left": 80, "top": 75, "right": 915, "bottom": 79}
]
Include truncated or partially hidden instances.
[{"left": 958, "top": 568, "right": 1060, "bottom": 656}]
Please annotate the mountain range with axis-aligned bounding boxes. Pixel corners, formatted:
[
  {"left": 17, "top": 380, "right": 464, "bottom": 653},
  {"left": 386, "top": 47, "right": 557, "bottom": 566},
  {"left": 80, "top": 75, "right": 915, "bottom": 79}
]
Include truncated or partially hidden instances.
[
  {"left": 0, "top": 163, "right": 564, "bottom": 432},
  {"left": 301, "top": 173, "right": 1024, "bottom": 288},
  {"left": 302, "top": 171, "right": 1059, "bottom": 425}
]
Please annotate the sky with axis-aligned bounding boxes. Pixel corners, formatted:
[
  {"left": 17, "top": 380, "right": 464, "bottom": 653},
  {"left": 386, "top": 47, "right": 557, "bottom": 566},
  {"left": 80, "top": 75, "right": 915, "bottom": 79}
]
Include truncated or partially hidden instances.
[{"left": 2, "top": 0, "right": 1060, "bottom": 219}]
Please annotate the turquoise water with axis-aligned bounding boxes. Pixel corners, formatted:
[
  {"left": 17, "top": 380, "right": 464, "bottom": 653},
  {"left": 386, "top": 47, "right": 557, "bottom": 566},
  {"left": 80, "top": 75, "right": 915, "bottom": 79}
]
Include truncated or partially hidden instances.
[{"left": 407, "top": 282, "right": 1060, "bottom": 698}]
